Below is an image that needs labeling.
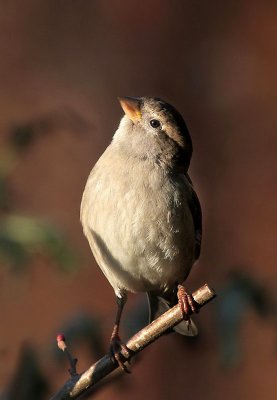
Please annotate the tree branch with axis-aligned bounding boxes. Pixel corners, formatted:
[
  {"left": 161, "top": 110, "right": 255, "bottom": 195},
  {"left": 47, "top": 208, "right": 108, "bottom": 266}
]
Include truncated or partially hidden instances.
[{"left": 50, "top": 283, "right": 216, "bottom": 400}]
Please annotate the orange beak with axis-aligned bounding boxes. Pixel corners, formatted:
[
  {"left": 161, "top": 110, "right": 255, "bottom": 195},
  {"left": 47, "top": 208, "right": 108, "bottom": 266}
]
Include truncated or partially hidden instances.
[{"left": 118, "top": 96, "right": 142, "bottom": 122}]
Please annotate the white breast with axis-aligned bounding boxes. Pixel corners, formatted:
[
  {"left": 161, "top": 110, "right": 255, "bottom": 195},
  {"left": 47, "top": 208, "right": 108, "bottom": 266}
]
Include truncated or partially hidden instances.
[{"left": 81, "top": 144, "right": 195, "bottom": 295}]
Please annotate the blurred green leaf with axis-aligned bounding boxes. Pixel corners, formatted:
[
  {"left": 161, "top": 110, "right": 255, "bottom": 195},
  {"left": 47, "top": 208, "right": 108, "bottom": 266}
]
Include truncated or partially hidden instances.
[
  {"left": 0, "top": 215, "right": 78, "bottom": 272},
  {"left": 9, "top": 124, "right": 37, "bottom": 151},
  {"left": 4, "top": 344, "right": 48, "bottom": 400},
  {"left": 0, "top": 177, "right": 10, "bottom": 210},
  {"left": 215, "top": 269, "right": 275, "bottom": 368}
]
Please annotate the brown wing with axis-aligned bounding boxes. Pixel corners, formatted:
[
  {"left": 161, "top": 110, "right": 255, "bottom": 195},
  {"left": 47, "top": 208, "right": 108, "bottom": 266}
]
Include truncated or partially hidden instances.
[
  {"left": 146, "top": 175, "right": 201, "bottom": 337},
  {"left": 186, "top": 173, "right": 202, "bottom": 261}
]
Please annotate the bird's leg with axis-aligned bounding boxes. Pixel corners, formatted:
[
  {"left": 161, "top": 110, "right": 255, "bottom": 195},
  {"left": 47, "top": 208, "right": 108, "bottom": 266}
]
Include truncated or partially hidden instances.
[
  {"left": 109, "top": 292, "right": 131, "bottom": 373},
  {"left": 177, "top": 284, "right": 199, "bottom": 320}
]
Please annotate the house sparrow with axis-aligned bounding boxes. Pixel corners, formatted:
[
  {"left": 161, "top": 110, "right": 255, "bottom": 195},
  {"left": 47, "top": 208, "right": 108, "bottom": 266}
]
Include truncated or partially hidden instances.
[{"left": 80, "top": 97, "right": 202, "bottom": 371}]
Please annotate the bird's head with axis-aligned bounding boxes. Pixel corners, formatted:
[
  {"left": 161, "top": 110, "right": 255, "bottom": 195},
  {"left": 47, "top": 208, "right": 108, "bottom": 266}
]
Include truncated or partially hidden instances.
[{"left": 115, "top": 96, "right": 193, "bottom": 171}]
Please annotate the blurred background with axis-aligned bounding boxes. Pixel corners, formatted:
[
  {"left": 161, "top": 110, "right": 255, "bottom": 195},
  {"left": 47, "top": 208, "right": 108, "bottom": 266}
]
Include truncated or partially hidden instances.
[{"left": 0, "top": 1, "right": 276, "bottom": 399}]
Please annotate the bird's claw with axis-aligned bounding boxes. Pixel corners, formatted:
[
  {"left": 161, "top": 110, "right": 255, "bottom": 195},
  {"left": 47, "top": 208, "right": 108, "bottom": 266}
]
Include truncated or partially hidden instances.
[
  {"left": 177, "top": 284, "right": 199, "bottom": 320},
  {"left": 109, "top": 335, "right": 131, "bottom": 373}
]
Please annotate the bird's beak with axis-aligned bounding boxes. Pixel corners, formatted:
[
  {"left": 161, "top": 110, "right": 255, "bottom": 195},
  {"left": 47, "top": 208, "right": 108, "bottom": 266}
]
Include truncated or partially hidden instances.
[{"left": 118, "top": 96, "right": 142, "bottom": 122}]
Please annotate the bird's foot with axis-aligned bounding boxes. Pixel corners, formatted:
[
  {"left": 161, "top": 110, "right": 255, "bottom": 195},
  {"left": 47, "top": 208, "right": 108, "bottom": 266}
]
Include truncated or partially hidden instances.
[
  {"left": 177, "top": 285, "right": 199, "bottom": 320},
  {"left": 109, "top": 334, "right": 131, "bottom": 373}
]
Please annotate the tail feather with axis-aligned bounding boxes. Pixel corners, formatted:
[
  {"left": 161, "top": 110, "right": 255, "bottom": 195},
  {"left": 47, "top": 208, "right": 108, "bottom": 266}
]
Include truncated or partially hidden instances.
[{"left": 147, "top": 292, "right": 198, "bottom": 337}]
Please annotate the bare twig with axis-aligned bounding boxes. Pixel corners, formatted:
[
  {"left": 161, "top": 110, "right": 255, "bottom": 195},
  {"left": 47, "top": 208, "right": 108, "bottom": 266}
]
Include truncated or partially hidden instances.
[
  {"left": 57, "top": 334, "right": 78, "bottom": 377},
  {"left": 51, "top": 284, "right": 216, "bottom": 400}
]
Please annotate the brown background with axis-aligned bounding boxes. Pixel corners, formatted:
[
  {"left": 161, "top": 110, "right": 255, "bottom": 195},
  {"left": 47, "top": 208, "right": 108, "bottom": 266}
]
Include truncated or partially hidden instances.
[{"left": 0, "top": 1, "right": 276, "bottom": 399}]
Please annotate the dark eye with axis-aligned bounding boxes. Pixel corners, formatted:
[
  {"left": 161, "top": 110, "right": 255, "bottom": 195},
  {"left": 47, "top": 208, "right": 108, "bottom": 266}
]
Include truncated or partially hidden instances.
[{"left": 150, "top": 119, "right": 161, "bottom": 128}]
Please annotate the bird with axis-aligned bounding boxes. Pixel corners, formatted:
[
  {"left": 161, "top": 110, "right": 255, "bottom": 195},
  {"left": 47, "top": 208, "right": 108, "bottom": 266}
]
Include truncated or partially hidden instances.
[{"left": 80, "top": 96, "right": 202, "bottom": 371}]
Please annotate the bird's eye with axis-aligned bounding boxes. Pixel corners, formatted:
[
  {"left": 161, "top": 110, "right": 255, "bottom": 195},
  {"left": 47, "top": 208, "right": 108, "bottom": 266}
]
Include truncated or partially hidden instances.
[{"left": 150, "top": 119, "right": 161, "bottom": 129}]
